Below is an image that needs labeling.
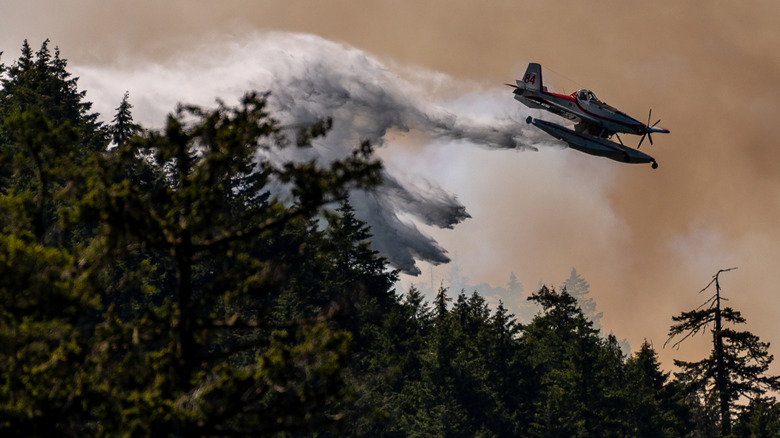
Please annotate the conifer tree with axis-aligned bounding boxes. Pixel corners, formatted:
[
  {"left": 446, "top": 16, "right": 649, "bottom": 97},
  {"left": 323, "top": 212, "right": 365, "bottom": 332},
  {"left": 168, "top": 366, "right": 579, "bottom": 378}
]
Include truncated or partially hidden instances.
[
  {"left": 731, "top": 397, "right": 780, "bottom": 437},
  {"left": 0, "top": 40, "right": 105, "bottom": 154},
  {"left": 0, "top": 41, "right": 111, "bottom": 435},
  {"left": 624, "top": 341, "right": 693, "bottom": 437},
  {"left": 110, "top": 91, "right": 140, "bottom": 145},
  {"left": 507, "top": 271, "right": 523, "bottom": 295},
  {"left": 561, "top": 267, "right": 602, "bottom": 329},
  {"left": 522, "top": 286, "right": 628, "bottom": 436},
  {"left": 666, "top": 268, "right": 780, "bottom": 436}
]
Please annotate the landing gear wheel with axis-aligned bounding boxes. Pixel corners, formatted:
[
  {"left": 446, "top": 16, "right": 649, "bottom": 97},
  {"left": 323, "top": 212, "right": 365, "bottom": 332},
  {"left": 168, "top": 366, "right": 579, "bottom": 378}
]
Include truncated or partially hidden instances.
[{"left": 651, "top": 161, "right": 658, "bottom": 169}]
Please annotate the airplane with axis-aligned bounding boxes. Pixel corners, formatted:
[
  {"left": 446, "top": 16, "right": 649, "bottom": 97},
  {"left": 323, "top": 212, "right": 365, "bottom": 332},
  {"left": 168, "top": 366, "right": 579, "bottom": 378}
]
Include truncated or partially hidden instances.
[{"left": 508, "top": 63, "right": 669, "bottom": 169}]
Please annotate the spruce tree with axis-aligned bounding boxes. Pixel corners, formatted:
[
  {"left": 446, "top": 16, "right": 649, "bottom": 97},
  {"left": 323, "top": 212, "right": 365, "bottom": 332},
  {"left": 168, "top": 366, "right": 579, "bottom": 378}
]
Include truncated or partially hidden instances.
[
  {"left": 0, "top": 41, "right": 112, "bottom": 435},
  {"left": 110, "top": 91, "right": 140, "bottom": 145},
  {"left": 0, "top": 40, "right": 108, "bottom": 242},
  {"left": 522, "top": 286, "right": 628, "bottom": 437},
  {"left": 0, "top": 40, "right": 106, "bottom": 154},
  {"left": 624, "top": 341, "right": 693, "bottom": 437},
  {"left": 731, "top": 397, "right": 780, "bottom": 437}
]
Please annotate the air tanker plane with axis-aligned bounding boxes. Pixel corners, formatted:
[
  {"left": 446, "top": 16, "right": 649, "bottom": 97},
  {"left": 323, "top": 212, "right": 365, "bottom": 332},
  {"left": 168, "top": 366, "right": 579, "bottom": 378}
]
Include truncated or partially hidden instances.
[{"left": 508, "top": 63, "right": 669, "bottom": 169}]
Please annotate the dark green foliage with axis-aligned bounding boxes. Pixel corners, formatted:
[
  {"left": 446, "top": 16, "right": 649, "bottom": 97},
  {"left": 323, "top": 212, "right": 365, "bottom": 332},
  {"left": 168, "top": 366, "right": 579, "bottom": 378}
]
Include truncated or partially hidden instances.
[
  {"left": 79, "top": 93, "right": 383, "bottom": 435},
  {"left": 624, "top": 341, "right": 693, "bottom": 437},
  {"left": 522, "top": 286, "right": 626, "bottom": 437},
  {"left": 110, "top": 91, "right": 140, "bottom": 145},
  {"left": 0, "top": 40, "right": 106, "bottom": 155},
  {"left": 0, "top": 40, "right": 385, "bottom": 436},
  {"left": 732, "top": 397, "right": 780, "bottom": 437}
]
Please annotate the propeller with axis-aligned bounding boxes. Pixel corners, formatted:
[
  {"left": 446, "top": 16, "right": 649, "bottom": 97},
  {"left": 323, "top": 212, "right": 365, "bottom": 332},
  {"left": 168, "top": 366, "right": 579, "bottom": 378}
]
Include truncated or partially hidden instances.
[{"left": 637, "top": 109, "right": 662, "bottom": 149}]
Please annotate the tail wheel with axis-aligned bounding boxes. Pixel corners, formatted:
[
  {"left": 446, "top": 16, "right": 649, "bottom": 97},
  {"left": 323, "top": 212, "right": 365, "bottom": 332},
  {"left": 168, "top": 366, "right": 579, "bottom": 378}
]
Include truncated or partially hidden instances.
[{"left": 651, "top": 161, "right": 658, "bottom": 169}]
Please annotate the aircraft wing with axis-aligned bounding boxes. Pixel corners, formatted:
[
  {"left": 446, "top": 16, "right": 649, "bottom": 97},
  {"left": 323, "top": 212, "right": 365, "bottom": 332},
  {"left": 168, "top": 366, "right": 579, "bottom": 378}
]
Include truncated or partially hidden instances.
[{"left": 544, "top": 99, "right": 604, "bottom": 127}]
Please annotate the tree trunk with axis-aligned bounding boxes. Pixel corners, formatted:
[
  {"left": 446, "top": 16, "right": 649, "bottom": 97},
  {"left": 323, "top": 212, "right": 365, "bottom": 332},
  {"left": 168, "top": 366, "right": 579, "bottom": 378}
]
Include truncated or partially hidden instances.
[{"left": 713, "top": 281, "right": 730, "bottom": 435}]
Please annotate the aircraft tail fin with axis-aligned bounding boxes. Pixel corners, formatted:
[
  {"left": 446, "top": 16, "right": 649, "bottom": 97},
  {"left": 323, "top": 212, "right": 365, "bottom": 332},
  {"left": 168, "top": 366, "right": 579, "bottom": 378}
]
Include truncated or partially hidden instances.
[{"left": 516, "top": 63, "right": 543, "bottom": 92}]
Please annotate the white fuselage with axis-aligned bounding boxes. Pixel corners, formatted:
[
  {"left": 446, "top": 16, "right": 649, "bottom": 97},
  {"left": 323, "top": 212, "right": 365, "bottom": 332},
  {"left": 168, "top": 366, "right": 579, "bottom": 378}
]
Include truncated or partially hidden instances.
[{"left": 514, "top": 87, "right": 662, "bottom": 138}]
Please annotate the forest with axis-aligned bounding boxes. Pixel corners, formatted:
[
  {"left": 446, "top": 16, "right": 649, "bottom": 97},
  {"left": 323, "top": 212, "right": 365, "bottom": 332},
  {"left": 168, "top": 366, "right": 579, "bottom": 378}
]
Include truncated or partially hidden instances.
[{"left": 1, "top": 40, "right": 779, "bottom": 437}]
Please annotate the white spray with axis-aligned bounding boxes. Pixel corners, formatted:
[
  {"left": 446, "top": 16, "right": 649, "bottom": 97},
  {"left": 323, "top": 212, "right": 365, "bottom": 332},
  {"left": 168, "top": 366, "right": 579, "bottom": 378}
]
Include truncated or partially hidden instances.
[{"left": 75, "top": 31, "right": 541, "bottom": 275}]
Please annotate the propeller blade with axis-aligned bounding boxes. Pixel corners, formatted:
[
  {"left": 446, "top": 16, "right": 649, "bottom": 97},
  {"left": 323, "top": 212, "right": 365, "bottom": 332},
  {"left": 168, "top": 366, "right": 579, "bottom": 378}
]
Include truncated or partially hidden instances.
[{"left": 638, "top": 109, "right": 661, "bottom": 148}]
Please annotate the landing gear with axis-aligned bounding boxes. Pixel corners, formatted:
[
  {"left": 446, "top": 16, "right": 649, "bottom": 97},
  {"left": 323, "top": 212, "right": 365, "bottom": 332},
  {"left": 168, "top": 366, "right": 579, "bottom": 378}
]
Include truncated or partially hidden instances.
[{"left": 651, "top": 161, "right": 658, "bottom": 169}]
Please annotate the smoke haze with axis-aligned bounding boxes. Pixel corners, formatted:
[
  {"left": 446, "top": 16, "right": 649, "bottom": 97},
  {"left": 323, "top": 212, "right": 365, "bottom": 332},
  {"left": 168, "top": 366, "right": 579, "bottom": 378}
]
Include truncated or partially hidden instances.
[{"left": 3, "top": 0, "right": 780, "bottom": 370}]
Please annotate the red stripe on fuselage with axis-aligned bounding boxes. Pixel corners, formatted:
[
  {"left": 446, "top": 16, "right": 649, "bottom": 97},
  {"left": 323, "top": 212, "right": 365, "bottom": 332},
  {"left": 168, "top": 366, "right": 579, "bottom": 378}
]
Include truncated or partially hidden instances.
[
  {"left": 547, "top": 91, "right": 576, "bottom": 102},
  {"left": 540, "top": 90, "right": 643, "bottom": 133}
]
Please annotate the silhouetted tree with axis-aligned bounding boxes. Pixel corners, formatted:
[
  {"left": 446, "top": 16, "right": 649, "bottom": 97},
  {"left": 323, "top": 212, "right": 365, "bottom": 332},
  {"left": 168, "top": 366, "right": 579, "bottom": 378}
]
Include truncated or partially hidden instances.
[
  {"left": 110, "top": 91, "right": 140, "bottom": 145},
  {"left": 666, "top": 268, "right": 780, "bottom": 436},
  {"left": 522, "top": 286, "right": 628, "bottom": 436},
  {"left": 508, "top": 271, "right": 523, "bottom": 295},
  {"left": 731, "top": 396, "right": 780, "bottom": 437},
  {"left": 624, "top": 341, "right": 693, "bottom": 437},
  {"left": 561, "top": 267, "right": 602, "bottom": 329}
]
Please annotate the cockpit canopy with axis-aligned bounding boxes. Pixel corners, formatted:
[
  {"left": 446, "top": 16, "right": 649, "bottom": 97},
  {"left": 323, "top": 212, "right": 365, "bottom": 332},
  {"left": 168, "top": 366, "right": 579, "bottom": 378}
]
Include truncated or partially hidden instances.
[
  {"left": 575, "top": 88, "right": 619, "bottom": 113},
  {"left": 576, "top": 89, "right": 599, "bottom": 103}
]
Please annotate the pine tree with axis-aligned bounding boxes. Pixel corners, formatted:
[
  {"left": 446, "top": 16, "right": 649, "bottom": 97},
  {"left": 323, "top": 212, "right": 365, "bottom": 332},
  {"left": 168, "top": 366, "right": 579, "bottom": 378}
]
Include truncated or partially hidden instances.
[
  {"left": 624, "top": 341, "right": 693, "bottom": 437},
  {"left": 404, "top": 286, "right": 471, "bottom": 437},
  {"left": 0, "top": 40, "right": 109, "bottom": 242},
  {"left": 666, "top": 268, "right": 780, "bottom": 436},
  {"left": 507, "top": 271, "right": 523, "bottom": 295},
  {"left": 0, "top": 41, "right": 113, "bottom": 435},
  {"left": 522, "top": 286, "right": 629, "bottom": 437},
  {"left": 0, "top": 40, "right": 106, "bottom": 154},
  {"left": 110, "top": 91, "right": 140, "bottom": 145}
]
